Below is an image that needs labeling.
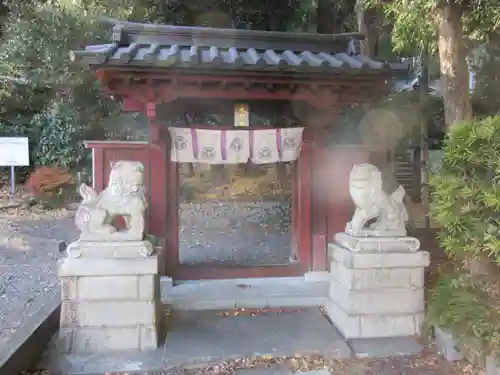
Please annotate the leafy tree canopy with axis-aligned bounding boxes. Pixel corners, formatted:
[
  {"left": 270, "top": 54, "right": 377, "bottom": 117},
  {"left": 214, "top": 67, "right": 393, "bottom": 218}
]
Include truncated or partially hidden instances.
[{"left": 370, "top": 0, "right": 500, "bottom": 54}]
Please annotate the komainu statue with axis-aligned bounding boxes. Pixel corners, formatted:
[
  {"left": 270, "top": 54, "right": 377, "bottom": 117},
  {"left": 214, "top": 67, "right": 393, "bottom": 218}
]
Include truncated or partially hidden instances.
[
  {"left": 345, "top": 163, "right": 408, "bottom": 237},
  {"left": 75, "top": 161, "right": 147, "bottom": 241}
]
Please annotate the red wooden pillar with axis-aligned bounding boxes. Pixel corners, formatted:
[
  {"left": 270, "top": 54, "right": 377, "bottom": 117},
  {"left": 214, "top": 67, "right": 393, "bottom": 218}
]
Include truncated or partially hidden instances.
[
  {"left": 296, "top": 129, "right": 313, "bottom": 266},
  {"left": 165, "top": 129, "right": 179, "bottom": 277},
  {"left": 291, "top": 160, "right": 299, "bottom": 261},
  {"left": 146, "top": 102, "right": 169, "bottom": 276}
]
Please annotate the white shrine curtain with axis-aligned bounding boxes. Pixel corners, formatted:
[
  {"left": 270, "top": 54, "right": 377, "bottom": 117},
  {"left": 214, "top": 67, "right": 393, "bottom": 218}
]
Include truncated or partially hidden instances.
[{"left": 168, "top": 127, "right": 304, "bottom": 164}]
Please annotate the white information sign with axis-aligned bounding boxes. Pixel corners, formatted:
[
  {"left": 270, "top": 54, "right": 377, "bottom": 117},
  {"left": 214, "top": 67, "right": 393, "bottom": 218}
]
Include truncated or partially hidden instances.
[{"left": 0, "top": 137, "right": 30, "bottom": 166}]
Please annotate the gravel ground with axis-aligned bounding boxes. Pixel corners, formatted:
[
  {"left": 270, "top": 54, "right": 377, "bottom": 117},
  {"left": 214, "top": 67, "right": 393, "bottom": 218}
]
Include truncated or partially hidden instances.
[
  {"left": 179, "top": 200, "right": 292, "bottom": 266},
  {"left": 0, "top": 213, "right": 77, "bottom": 348},
  {"left": 0, "top": 199, "right": 292, "bottom": 348}
]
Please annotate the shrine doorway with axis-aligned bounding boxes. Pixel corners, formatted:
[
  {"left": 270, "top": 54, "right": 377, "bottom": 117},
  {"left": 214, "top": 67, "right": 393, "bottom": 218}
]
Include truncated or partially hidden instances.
[
  {"left": 169, "top": 153, "right": 307, "bottom": 280},
  {"left": 177, "top": 162, "right": 294, "bottom": 268},
  {"left": 159, "top": 100, "right": 311, "bottom": 280}
]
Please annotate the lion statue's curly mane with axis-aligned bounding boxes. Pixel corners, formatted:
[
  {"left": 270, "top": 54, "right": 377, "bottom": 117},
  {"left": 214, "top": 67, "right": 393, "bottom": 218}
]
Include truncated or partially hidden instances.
[
  {"left": 345, "top": 163, "right": 408, "bottom": 237},
  {"left": 75, "top": 160, "right": 147, "bottom": 241}
]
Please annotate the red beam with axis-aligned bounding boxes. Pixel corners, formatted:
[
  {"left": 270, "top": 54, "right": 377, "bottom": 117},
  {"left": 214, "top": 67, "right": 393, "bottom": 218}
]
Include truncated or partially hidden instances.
[
  {"left": 109, "top": 82, "right": 348, "bottom": 110},
  {"left": 172, "top": 263, "right": 307, "bottom": 280},
  {"left": 97, "top": 68, "right": 393, "bottom": 85},
  {"left": 122, "top": 97, "right": 145, "bottom": 112},
  {"left": 84, "top": 141, "right": 149, "bottom": 149}
]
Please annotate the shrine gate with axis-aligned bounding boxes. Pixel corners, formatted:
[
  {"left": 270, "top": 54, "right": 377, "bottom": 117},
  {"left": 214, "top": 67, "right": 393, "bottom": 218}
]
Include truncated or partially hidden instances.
[{"left": 72, "top": 19, "right": 407, "bottom": 280}]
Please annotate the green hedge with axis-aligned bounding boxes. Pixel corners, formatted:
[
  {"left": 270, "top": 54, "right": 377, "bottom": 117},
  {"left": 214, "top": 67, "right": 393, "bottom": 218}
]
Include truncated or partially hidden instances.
[
  {"left": 430, "top": 116, "right": 500, "bottom": 263},
  {"left": 428, "top": 115, "right": 500, "bottom": 364}
]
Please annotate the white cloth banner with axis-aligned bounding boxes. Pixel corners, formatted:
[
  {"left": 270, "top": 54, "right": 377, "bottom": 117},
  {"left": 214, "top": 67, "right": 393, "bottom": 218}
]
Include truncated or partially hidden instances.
[
  {"left": 280, "top": 127, "right": 304, "bottom": 162},
  {"left": 195, "top": 129, "right": 224, "bottom": 164},
  {"left": 168, "top": 127, "right": 304, "bottom": 164},
  {"left": 223, "top": 130, "right": 250, "bottom": 164},
  {"left": 251, "top": 129, "right": 280, "bottom": 164},
  {"left": 168, "top": 127, "right": 196, "bottom": 163}
]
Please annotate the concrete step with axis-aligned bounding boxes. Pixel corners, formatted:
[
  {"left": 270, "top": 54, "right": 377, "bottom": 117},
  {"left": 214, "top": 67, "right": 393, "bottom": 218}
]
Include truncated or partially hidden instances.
[{"left": 161, "top": 276, "right": 329, "bottom": 310}]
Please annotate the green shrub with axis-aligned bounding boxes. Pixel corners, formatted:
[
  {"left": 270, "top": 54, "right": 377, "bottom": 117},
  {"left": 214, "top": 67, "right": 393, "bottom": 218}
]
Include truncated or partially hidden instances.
[
  {"left": 179, "top": 182, "right": 199, "bottom": 202},
  {"left": 31, "top": 103, "right": 86, "bottom": 169},
  {"left": 427, "top": 271, "right": 500, "bottom": 363},
  {"left": 428, "top": 115, "right": 500, "bottom": 364},
  {"left": 0, "top": 1, "right": 119, "bottom": 171},
  {"left": 429, "top": 115, "right": 500, "bottom": 264}
]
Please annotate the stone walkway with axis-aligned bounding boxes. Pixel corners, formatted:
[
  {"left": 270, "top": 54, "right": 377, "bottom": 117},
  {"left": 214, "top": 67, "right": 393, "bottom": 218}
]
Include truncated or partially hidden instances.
[{"left": 38, "top": 308, "right": 473, "bottom": 375}]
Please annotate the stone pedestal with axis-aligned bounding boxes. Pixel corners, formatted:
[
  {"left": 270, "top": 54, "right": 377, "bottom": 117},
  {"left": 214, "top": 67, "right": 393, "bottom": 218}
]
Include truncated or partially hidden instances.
[
  {"left": 326, "top": 233, "right": 430, "bottom": 339},
  {"left": 58, "top": 241, "right": 161, "bottom": 353}
]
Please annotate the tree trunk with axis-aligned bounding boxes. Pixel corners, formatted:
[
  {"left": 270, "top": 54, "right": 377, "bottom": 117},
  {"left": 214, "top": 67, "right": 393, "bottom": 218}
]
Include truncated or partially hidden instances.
[
  {"left": 356, "top": 0, "right": 379, "bottom": 56},
  {"left": 316, "top": 0, "right": 335, "bottom": 34},
  {"left": 437, "top": 3, "right": 485, "bottom": 276},
  {"left": 420, "top": 49, "right": 430, "bottom": 228},
  {"left": 437, "top": 2, "right": 473, "bottom": 128}
]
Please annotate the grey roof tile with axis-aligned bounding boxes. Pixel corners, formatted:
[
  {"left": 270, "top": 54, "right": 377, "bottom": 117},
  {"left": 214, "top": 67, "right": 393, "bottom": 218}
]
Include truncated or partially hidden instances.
[
  {"left": 70, "top": 20, "right": 409, "bottom": 74},
  {"left": 71, "top": 43, "right": 407, "bottom": 74}
]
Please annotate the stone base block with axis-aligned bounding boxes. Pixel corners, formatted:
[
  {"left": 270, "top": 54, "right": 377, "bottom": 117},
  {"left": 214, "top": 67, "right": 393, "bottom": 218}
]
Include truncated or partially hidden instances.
[
  {"left": 59, "top": 257, "right": 159, "bottom": 300},
  {"left": 328, "top": 243, "right": 430, "bottom": 269},
  {"left": 326, "top": 300, "right": 424, "bottom": 339},
  {"left": 329, "top": 278, "right": 424, "bottom": 315},
  {"left": 59, "top": 324, "right": 158, "bottom": 352},
  {"left": 61, "top": 274, "right": 157, "bottom": 301},
  {"left": 59, "top": 256, "right": 158, "bottom": 277},
  {"left": 66, "top": 240, "right": 153, "bottom": 258},
  {"left": 327, "top": 237, "right": 429, "bottom": 339},
  {"left": 334, "top": 232, "right": 421, "bottom": 253},
  {"left": 60, "top": 300, "right": 158, "bottom": 326},
  {"left": 330, "top": 261, "right": 425, "bottom": 290},
  {"left": 58, "top": 255, "right": 161, "bottom": 353}
]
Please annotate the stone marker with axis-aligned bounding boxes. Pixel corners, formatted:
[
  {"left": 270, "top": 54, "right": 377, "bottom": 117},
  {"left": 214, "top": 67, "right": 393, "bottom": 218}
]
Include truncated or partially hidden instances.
[
  {"left": 434, "top": 326, "right": 463, "bottom": 362},
  {"left": 487, "top": 355, "right": 500, "bottom": 375},
  {"left": 325, "top": 163, "right": 430, "bottom": 340},
  {"left": 58, "top": 160, "right": 162, "bottom": 353}
]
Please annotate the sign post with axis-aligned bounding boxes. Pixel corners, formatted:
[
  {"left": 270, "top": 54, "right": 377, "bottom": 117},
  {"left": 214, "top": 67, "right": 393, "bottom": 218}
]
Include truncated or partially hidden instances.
[
  {"left": 0, "top": 137, "right": 30, "bottom": 196},
  {"left": 10, "top": 165, "right": 15, "bottom": 195}
]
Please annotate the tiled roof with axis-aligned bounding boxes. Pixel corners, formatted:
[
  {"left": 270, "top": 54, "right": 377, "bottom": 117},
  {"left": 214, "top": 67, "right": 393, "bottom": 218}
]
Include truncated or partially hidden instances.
[{"left": 70, "top": 20, "right": 408, "bottom": 74}]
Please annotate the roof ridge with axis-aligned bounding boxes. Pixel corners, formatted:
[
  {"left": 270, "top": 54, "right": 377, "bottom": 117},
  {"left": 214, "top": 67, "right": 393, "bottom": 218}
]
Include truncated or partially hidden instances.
[{"left": 100, "top": 17, "right": 365, "bottom": 49}]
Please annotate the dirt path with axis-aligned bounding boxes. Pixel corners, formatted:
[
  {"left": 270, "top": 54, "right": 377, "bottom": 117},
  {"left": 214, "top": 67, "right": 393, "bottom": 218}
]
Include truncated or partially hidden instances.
[{"left": 0, "top": 209, "right": 77, "bottom": 348}]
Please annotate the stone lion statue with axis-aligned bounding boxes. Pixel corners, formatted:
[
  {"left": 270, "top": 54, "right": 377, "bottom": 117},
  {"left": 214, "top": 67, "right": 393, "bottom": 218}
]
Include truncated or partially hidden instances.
[
  {"left": 75, "top": 160, "right": 147, "bottom": 241},
  {"left": 345, "top": 163, "right": 408, "bottom": 237}
]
